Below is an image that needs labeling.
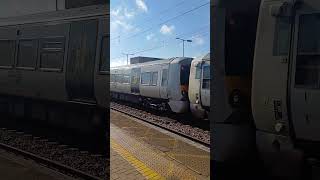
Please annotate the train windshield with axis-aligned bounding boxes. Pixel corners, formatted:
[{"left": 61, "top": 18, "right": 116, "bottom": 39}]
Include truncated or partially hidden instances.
[
  {"left": 180, "top": 64, "right": 190, "bottom": 86},
  {"left": 295, "top": 14, "right": 320, "bottom": 88},
  {"left": 202, "top": 65, "right": 210, "bottom": 89}
]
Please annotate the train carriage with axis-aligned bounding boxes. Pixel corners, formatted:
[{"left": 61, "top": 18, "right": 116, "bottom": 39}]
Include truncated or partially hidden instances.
[
  {"left": 213, "top": 0, "right": 320, "bottom": 179},
  {"left": 0, "top": 4, "right": 109, "bottom": 150},
  {"left": 111, "top": 57, "right": 193, "bottom": 113}
]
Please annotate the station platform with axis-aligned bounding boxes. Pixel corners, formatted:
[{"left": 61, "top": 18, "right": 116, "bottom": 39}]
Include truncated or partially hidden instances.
[
  {"left": 0, "top": 149, "right": 75, "bottom": 180},
  {"left": 110, "top": 110, "right": 210, "bottom": 180}
]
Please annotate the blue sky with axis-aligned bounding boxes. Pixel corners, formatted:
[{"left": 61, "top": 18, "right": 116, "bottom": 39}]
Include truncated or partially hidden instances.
[{"left": 110, "top": 0, "right": 210, "bottom": 67}]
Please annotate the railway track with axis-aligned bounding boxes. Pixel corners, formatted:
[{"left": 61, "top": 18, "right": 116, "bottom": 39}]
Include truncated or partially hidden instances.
[
  {"left": 0, "top": 127, "right": 108, "bottom": 180},
  {"left": 0, "top": 142, "right": 103, "bottom": 180},
  {"left": 110, "top": 101, "right": 210, "bottom": 147}
]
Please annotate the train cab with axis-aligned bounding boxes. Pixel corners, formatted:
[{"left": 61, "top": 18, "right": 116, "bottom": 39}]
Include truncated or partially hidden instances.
[{"left": 189, "top": 53, "right": 210, "bottom": 119}]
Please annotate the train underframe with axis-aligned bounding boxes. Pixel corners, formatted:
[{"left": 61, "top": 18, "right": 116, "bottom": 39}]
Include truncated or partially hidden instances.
[
  {"left": 0, "top": 95, "right": 108, "bottom": 154},
  {"left": 190, "top": 103, "right": 209, "bottom": 119},
  {"left": 111, "top": 92, "right": 171, "bottom": 112}
]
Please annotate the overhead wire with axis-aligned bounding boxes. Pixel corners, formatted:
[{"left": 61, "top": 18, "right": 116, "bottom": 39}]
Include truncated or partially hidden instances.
[
  {"left": 110, "top": 0, "right": 189, "bottom": 40},
  {"left": 111, "top": 25, "right": 209, "bottom": 61},
  {"left": 110, "top": 1, "right": 210, "bottom": 43}
]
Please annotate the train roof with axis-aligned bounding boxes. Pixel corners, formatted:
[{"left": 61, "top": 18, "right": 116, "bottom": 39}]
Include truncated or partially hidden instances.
[
  {"left": 110, "top": 57, "right": 193, "bottom": 70},
  {"left": 0, "top": 4, "right": 109, "bottom": 27},
  {"left": 192, "top": 53, "right": 210, "bottom": 63}
]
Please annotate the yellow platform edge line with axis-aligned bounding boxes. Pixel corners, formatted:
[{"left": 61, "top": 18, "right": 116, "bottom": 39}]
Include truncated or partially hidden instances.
[{"left": 111, "top": 138, "right": 165, "bottom": 180}]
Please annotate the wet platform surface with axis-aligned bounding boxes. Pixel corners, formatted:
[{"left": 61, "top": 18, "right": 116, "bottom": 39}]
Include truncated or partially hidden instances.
[
  {"left": 0, "top": 149, "right": 75, "bottom": 180},
  {"left": 110, "top": 110, "right": 210, "bottom": 180}
]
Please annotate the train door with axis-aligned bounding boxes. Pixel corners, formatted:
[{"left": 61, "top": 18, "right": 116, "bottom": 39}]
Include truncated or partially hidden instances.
[
  {"left": 94, "top": 18, "right": 108, "bottom": 108},
  {"left": 201, "top": 64, "right": 210, "bottom": 107},
  {"left": 131, "top": 68, "right": 141, "bottom": 94},
  {"left": 290, "top": 12, "right": 320, "bottom": 141},
  {"left": 66, "top": 19, "right": 98, "bottom": 102},
  {"left": 160, "top": 67, "right": 168, "bottom": 99}
]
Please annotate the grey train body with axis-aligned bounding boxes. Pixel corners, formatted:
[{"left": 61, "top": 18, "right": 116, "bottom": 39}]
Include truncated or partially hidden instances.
[
  {"left": 0, "top": 5, "right": 109, "bottom": 137},
  {"left": 111, "top": 57, "right": 192, "bottom": 113},
  {"left": 111, "top": 54, "right": 210, "bottom": 118},
  {"left": 213, "top": 0, "right": 320, "bottom": 179}
]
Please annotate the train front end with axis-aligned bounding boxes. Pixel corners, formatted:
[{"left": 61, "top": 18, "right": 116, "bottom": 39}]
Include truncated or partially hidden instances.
[{"left": 167, "top": 57, "right": 193, "bottom": 113}]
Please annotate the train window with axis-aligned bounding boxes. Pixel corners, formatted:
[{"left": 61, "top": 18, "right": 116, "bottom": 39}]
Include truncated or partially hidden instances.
[
  {"left": 65, "top": 0, "right": 106, "bottom": 9},
  {"left": 39, "top": 37, "right": 65, "bottom": 70},
  {"left": 141, "top": 72, "right": 151, "bottom": 85},
  {"left": 295, "top": 14, "right": 320, "bottom": 88},
  {"left": 202, "top": 66, "right": 210, "bottom": 89},
  {"left": 110, "top": 74, "right": 115, "bottom": 82},
  {"left": 123, "top": 75, "right": 130, "bottom": 84},
  {"left": 115, "top": 74, "right": 123, "bottom": 83},
  {"left": 161, "top": 69, "right": 168, "bottom": 87},
  {"left": 0, "top": 40, "right": 15, "bottom": 67},
  {"left": 17, "top": 40, "right": 38, "bottom": 69},
  {"left": 180, "top": 64, "right": 190, "bottom": 86},
  {"left": 195, "top": 64, "right": 201, "bottom": 79},
  {"left": 225, "top": 13, "right": 256, "bottom": 76},
  {"left": 151, "top": 72, "right": 158, "bottom": 86},
  {"left": 100, "top": 36, "right": 108, "bottom": 72},
  {"left": 297, "top": 14, "right": 320, "bottom": 54},
  {"left": 273, "top": 17, "right": 291, "bottom": 56},
  {"left": 203, "top": 65, "right": 210, "bottom": 79}
]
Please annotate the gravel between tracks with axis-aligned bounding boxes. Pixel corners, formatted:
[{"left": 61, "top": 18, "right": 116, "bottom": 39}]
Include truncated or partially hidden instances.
[
  {"left": 111, "top": 102, "right": 210, "bottom": 146},
  {"left": 0, "top": 128, "right": 108, "bottom": 179}
]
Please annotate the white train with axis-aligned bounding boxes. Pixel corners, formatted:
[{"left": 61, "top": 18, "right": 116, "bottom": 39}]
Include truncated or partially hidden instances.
[
  {"left": 110, "top": 53, "right": 210, "bottom": 119},
  {"left": 188, "top": 53, "right": 210, "bottom": 118}
]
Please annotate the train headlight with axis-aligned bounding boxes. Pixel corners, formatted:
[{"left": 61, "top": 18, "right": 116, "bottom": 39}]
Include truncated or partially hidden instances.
[
  {"left": 195, "top": 93, "right": 199, "bottom": 104},
  {"left": 275, "top": 122, "right": 284, "bottom": 133}
]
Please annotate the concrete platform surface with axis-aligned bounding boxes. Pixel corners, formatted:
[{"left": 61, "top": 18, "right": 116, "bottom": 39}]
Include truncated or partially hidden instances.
[{"left": 110, "top": 110, "right": 210, "bottom": 180}]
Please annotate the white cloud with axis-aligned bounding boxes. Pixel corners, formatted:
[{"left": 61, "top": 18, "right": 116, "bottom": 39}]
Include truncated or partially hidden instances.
[
  {"left": 136, "top": 0, "right": 148, "bottom": 12},
  {"left": 111, "top": 6, "right": 138, "bottom": 35},
  {"left": 146, "top": 33, "right": 154, "bottom": 40},
  {"left": 111, "top": 6, "right": 135, "bottom": 20},
  {"left": 111, "top": 57, "right": 126, "bottom": 67},
  {"left": 111, "top": 7, "right": 121, "bottom": 17},
  {"left": 160, "top": 24, "right": 175, "bottom": 35},
  {"left": 124, "top": 8, "right": 135, "bottom": 19},
  {"left": 111, "top": 20, "right": 133, "bottom": 35},
  {"left": 192, "top": 36, "right": 205, "bottom": 45}
]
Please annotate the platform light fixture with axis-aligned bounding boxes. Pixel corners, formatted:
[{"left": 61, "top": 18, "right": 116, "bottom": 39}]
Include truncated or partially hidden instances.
[
  {"left": 176, "top": 37, "right": 192, "bottom": 57},
  {"left": 122, "top": 53, "right": 135, "bottom": 65}
]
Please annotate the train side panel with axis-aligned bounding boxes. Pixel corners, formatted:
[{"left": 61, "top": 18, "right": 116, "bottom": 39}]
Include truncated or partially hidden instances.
[
  {"left": 140, "top": 64, "right": 162, "bottom": 99},
  {"left": 0, "top": 5, "right": 109, "bottom": 138}
]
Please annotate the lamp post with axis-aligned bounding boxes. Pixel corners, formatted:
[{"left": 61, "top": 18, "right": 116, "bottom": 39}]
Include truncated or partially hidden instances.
[
  {"left": 176, "top": 37, "right": 192, "bottom": 57},
  {"left": 122, "top": 53, "right": 134, "bottom": 65}
]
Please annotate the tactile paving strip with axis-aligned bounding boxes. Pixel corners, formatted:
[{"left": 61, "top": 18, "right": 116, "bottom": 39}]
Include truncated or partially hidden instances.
[
  {"left": 110, "top": 148, "right": 146, "bottom": 180},
  {"left": 111, "top": 123, "right": 208, "bottom": 180},
  {"left": 111, "top": 139, "right": 164, "bottom": 179},
  {"left": 111, "top": 110, "right": 210, "bottom": 178}
]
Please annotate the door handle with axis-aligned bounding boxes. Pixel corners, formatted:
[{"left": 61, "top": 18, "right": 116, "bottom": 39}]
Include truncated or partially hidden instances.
[{"left": 281, "top": 57, "right": 288, "bottom": 63}]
